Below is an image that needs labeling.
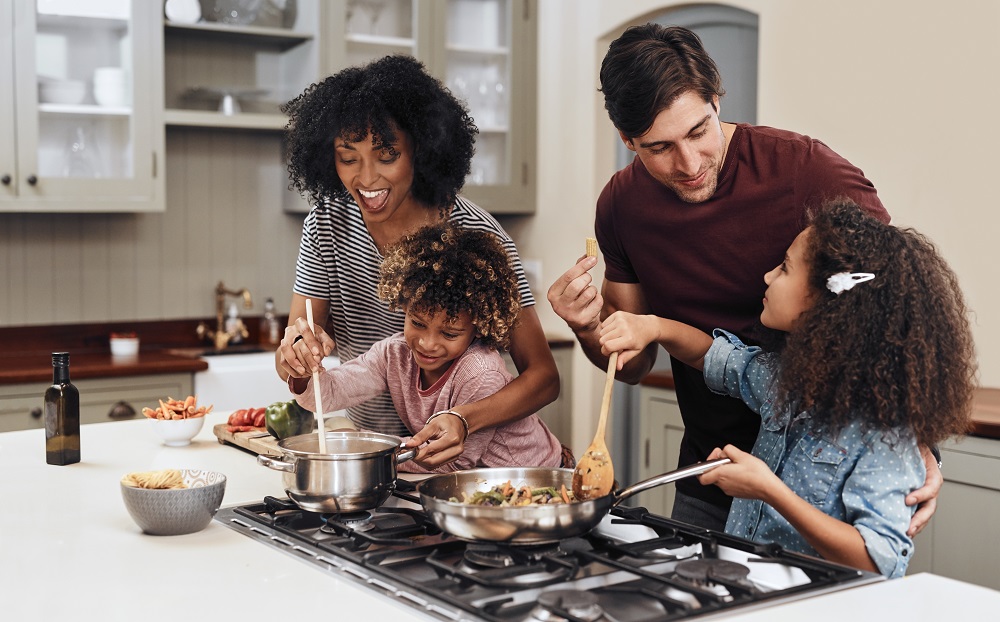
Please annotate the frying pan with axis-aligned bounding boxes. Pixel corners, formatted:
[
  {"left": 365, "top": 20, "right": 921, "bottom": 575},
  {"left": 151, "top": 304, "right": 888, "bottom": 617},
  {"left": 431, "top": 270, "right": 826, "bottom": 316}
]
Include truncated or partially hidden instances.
[{"left": 415, "top": 458, "right": 730, "bottom": 544}]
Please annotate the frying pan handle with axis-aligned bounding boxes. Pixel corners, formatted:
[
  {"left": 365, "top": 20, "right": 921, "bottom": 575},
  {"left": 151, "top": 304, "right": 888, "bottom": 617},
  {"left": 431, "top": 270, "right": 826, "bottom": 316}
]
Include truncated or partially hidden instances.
[{"left": 612, "top": 457, "right": 732, "bottom": 506}]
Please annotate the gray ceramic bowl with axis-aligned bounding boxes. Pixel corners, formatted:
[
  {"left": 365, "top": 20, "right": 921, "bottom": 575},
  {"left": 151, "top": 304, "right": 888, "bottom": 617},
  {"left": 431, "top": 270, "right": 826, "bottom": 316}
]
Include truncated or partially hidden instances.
[{"left": 120, "top": 469, "right": 227, "bottom": 535}]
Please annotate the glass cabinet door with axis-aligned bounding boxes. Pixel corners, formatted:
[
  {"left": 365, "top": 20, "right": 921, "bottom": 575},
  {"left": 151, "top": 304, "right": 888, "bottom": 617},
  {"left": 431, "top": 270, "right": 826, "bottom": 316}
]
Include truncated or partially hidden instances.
[
  {"left": 342, "top": 0, "right": 417, "bottom": 66},
  {"left": 4, "top": 0, "right": 162, "bottom": 212}
]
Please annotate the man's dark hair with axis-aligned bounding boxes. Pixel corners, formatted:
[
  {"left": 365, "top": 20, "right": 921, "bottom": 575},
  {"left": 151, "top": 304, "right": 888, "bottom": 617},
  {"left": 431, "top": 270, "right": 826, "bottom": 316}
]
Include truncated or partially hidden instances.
[{"left": 600, "top": 24, "right": 725, "bottom": 139}]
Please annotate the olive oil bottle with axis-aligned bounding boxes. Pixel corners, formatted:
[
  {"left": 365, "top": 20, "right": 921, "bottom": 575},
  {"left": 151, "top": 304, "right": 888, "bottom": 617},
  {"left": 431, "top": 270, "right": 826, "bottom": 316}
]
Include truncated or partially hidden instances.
[{"left": 44, "top": 352, "right": 80, "bottom": 465}]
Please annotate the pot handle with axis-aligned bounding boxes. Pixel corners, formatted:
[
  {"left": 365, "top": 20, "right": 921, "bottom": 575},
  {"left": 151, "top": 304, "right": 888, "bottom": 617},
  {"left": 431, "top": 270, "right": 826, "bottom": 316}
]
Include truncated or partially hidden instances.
[
  {"left": 395, "top": 442, "right": 416, "bottom": 465},
  {"left": 612, "top": 457, "right": 731, "bottom": 506},
  {"left": 257, "top": 453, "right": 296, "bottom": 473}
]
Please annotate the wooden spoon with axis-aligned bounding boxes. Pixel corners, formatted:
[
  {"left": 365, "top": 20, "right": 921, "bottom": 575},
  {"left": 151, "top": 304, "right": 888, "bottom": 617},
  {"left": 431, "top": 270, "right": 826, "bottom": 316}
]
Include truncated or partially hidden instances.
[
  {"left": 572, "top": 351, "right": 618, "bottom": 500},
  {"left": 304, "top": 299, "right": 327, "bottom": 455}
]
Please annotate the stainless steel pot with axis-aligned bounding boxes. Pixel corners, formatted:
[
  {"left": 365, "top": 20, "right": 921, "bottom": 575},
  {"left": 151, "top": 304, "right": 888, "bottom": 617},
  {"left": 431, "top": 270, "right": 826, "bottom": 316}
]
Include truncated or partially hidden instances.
[
  {"left": 416, "top": 459, "right": 729, "bottom": 544},
  {"left": 257, "top": 431, "right": 415, "bottom": 513}
]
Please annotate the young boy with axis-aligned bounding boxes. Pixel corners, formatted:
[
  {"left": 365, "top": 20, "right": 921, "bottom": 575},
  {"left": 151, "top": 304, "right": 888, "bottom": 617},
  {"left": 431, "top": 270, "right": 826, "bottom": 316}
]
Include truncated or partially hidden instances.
[{"left": 290, "top": 224, "right": 565, "bottom": 473}]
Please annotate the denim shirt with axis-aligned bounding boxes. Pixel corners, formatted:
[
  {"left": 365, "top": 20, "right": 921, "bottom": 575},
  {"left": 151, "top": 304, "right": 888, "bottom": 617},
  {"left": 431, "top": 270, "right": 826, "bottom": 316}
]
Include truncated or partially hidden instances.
[{"left": 702, "top": 330, "right": 923, "bottom": 578}]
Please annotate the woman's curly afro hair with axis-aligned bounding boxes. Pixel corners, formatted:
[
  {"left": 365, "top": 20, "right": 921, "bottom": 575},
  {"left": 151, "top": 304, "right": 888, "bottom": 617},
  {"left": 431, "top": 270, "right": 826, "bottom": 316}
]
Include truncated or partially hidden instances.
[
  {"left": 775, "top": 199, "right": 976, "bottom": 447},
  {"left": 377, "top": 224, "right": 521, "bottom": 351},
  {"left": 282, "top": 55, "right": 477, "bottom": 211}
]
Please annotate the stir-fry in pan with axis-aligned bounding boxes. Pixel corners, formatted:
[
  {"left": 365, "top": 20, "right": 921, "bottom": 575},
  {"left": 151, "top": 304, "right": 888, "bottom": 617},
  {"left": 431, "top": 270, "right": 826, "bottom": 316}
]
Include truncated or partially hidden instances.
[{"left": 451, "top": 480, "right": 576, "bottom": 506}]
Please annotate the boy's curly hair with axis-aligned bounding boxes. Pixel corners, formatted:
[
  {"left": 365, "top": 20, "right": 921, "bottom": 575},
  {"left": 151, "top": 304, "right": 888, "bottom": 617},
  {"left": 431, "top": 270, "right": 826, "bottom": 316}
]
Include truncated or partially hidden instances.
[
  {"left": 775, "top": 200, "right": 976, "bottom": 447},
  {"left": 377, "top": 224, "right": 521, "bottom": 351},
  {"left": 282, "top": 55, "right": 477, "bottom": 211}
]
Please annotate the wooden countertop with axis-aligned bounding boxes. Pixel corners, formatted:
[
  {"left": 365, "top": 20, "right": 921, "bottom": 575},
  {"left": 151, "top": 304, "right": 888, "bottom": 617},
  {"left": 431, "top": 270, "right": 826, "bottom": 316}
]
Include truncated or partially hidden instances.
[
  {"left": 640, "top": 370, "right": 1000, "bottom": 441},
  {"left": 0, "top": 351, "right": 208, "bottom": 384}
]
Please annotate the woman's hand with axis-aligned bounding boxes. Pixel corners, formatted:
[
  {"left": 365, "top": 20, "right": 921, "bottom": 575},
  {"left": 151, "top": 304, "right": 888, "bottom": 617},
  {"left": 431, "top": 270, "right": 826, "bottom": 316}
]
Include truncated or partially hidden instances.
[
  {"left": 277, "top": 315, "right": 335, "bottom": 379},
  {"left": 698, "top": 444, "right": 781, "bottom": 501}
]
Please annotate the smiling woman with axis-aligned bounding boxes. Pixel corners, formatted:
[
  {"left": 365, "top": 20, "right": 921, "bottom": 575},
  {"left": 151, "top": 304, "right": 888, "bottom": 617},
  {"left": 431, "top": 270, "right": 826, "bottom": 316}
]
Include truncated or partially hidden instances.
[{"left": 274, "top": 55, "right": 560, "bottom": 470}]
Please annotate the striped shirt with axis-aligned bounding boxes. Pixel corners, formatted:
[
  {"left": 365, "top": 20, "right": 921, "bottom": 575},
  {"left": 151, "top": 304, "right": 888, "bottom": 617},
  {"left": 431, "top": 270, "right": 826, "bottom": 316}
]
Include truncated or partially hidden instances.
[{"left": 293, "top": 195, "right": 535, "bottom": 434}]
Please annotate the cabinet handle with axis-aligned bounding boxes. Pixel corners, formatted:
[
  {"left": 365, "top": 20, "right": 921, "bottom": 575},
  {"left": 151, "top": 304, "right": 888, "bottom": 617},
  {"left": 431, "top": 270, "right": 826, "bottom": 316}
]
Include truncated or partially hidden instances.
[
  {"left": 645, "top": 438, "right": 650, "bottom": 468},
  {"left": 108, "top": 401, "right": 137, "bottom": 420},
  {"left": 1, "top": 174, "right": 10, "bottom": 185},
  {"left": 30, "top": 407, "right": 43, "bottom": 419},
  {"left": 27, "top": 175, "right": 38, "bottom": 186}
]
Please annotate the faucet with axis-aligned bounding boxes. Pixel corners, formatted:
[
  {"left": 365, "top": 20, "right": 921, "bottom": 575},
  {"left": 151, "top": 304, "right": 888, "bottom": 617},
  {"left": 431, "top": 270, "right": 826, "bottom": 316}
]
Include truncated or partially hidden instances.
[{"left": 196, "top": 281, "right": 253, "bottom": 350}]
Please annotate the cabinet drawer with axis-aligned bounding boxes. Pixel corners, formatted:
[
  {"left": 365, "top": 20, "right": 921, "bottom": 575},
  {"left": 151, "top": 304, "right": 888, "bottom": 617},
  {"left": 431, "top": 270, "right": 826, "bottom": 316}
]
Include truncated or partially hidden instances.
[{"left": 0, "top": 373, "right": 193, "bottom": 432}]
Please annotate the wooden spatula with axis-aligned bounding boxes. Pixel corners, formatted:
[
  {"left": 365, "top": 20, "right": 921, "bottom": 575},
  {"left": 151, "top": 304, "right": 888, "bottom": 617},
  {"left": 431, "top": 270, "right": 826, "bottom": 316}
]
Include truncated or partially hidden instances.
[{"left": 572, "top": 351, "right": 618, "bottom": 500}]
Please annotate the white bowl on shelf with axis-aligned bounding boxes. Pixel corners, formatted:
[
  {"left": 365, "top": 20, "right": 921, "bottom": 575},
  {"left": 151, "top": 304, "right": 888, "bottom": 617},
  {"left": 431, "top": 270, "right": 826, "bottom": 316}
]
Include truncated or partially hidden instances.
[{"left": 39, "top": 79, "right": 87, "bottom": 105}]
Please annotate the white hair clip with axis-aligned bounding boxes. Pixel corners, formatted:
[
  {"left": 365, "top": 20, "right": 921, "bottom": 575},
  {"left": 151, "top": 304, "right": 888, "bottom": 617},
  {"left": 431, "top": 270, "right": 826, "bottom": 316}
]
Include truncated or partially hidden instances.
[{"left": 826, "top": 272, "right": 875, "bottom": 295}]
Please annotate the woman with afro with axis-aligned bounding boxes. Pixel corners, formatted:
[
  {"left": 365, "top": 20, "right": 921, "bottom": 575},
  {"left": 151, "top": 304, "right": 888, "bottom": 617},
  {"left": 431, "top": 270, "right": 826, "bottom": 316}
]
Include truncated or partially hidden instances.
[
  {"left": 290, "top": 224, "right": 565, "bottom": 472},
  {"left": 275, "top": 55, "right": 559, "bottom": 469},
  {"left": 597, "top": 200, "right": 976, "bottom": 578}
]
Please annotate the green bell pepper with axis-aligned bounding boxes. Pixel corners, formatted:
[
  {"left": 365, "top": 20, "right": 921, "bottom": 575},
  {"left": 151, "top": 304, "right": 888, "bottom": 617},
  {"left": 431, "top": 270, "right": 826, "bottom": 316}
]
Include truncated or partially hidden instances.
[{"left": 265, "top": 400, "right": 315, "bottom": 440}]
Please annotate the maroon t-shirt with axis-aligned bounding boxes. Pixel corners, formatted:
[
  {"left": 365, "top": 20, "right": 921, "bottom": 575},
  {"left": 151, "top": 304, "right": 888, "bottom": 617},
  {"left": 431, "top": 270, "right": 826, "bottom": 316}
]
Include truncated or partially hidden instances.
[{"left": 597, "top": 123, "right": 889, "bottom": 509}]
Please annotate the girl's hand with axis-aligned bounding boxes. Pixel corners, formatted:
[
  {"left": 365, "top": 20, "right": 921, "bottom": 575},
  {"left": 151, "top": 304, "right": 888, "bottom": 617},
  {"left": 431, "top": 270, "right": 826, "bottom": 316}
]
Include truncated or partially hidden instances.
[
  {"left": 698, "top": 444, "right": 781, "bottom": 501},
  {"left": 277, "top": 317, "right": 335, "bottom": 379},
  {"left": 599, "top": 310, "right": 658, "bottom": 369}
]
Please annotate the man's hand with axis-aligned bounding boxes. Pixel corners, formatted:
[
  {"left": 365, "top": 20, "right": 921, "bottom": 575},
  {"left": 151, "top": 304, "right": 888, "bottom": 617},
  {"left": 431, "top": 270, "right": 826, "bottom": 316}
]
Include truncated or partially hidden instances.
[
  {"left": 547, "top": 256, "right": 602, "bottom": 334},
  {"left": 905, "top": 446, "right": 943, "bottom": 537}
]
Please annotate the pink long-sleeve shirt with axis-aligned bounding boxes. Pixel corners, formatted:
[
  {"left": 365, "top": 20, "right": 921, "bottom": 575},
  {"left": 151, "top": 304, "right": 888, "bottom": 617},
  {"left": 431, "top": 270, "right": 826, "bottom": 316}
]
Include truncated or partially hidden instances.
[{"left": 293, "top": 333, "right": 562, "bottom": 473}]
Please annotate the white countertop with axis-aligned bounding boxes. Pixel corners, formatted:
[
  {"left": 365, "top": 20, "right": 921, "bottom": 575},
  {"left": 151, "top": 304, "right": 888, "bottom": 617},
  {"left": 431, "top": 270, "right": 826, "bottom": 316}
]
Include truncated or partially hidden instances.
[{"left": 2, "top": 413, "right": 998, "bottom": 621}]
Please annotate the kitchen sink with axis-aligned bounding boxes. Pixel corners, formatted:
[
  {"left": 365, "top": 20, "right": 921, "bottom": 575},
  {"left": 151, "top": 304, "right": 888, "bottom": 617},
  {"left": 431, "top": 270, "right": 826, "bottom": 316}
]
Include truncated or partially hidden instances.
[{"left": 194, "top": 351, "right": 344, "bottom": 416}]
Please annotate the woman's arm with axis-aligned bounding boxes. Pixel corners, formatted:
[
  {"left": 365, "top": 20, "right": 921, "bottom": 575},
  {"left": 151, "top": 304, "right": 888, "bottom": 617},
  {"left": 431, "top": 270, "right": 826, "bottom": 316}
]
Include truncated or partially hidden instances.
[
  {"left": 405, "top": 306, "right": 559, "bottom": 467},
  {"left": 599, "top": 311, "right": 714, "bottom": 371},
  {"left": 700, "top": 445, "right": 879, "bottom": 573}
]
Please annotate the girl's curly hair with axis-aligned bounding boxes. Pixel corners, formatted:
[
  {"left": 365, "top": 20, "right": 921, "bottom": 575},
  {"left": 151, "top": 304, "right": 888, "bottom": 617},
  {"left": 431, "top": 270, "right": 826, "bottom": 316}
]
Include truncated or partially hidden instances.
[
  {"left": 775, "top": 199, "right": 976, "bottom": 447},
  {"left": 377, "top": 224, "right": 521, "bottom": 351},
  {"left": 282, "top": 55, "right": 477, "bottom": 211}
]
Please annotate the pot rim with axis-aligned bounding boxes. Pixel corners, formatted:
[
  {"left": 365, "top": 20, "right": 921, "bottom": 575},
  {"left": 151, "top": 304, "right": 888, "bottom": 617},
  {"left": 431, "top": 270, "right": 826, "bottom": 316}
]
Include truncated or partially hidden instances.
[{"left": 277, "top": 430, "right": 404, "bottom": 460}]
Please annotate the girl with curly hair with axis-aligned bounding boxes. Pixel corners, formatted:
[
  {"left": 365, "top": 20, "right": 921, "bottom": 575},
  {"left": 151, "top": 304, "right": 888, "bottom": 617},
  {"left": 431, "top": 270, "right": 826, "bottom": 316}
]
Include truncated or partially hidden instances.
[
  {"left": 275, "top": 55, "right": 559, "bottom": 469},
  {"left": 597, "top": 200, "right": 976, "bottom": 578},
  {"left": 291, "top": 224, "right": 565, "bottom": 472}
]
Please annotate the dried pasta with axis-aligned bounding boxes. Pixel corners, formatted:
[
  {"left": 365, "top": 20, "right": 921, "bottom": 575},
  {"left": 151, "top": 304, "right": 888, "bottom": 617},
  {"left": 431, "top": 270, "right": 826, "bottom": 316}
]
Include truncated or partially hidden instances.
[{"left": 121, "top": 469, "right": 186, "bottom": 490}]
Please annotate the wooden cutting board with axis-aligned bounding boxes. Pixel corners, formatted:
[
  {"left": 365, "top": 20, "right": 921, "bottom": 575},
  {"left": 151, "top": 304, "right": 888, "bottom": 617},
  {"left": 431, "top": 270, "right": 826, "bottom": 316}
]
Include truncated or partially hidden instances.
[{"left": 213, "top": 424, "right": 282, "bottom": 457}]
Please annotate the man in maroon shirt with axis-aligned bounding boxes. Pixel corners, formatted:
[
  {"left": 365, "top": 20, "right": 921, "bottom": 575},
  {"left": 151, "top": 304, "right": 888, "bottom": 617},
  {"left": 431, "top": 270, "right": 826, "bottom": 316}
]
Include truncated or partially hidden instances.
[{"left": 548, "top": 23, "right": 942, "bottom": 534}]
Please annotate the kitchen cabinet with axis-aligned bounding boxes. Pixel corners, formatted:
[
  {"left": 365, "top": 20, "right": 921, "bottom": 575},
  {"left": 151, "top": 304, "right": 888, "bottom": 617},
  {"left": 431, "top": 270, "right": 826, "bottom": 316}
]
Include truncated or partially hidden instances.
[
  {"left": 0, "top": 372, "right": 193, "bottom": 433},
  {"left": 294, "top": 0, "right": 537, "bottom": 214},
  {"left": 633, "top": 383, "right": 684, "bottom": 514},
  {"left": 907, "top": 434, "right": 1000, "bottom": 589},
  {"left": 1, "top": 0, "right": 165, "bottom": 213},
  {"left": 163, "top": 2, "right": 330, "bottom": 131}
]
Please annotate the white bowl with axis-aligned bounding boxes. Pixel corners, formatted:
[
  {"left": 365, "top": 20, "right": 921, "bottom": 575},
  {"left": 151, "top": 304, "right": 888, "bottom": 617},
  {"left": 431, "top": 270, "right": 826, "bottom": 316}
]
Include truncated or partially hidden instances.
[
  {"left": 149, "top": 416, "right": 205, "bottom": 447},
  {"left": 121, "top": 469, "right": 227, "bottom": 536},
  {"left": 110, "top": 336, "right": 140, "bottom": 358},
  {"left": 39, "top": 80, "right": 87, "bottom": 105}
]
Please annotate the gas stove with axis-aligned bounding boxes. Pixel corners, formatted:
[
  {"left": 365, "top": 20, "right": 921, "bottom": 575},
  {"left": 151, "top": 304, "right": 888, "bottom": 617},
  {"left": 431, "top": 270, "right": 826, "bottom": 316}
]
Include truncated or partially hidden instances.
[{"left": 215, "top": 485, "right": 882, "bottom": 621}]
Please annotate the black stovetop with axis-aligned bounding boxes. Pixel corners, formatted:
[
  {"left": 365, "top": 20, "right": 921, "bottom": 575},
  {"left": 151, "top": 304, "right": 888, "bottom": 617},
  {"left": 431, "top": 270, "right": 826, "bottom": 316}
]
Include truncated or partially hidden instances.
[{"left": 214, "top": 487, "right": 881, "bottom": 621}]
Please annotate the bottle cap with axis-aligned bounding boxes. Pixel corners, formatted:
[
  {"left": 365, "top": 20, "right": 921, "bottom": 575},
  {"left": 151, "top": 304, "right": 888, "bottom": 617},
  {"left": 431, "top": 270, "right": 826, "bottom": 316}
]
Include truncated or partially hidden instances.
[{"left": 51, "top": 352, "right": 70, "bottom": 367}]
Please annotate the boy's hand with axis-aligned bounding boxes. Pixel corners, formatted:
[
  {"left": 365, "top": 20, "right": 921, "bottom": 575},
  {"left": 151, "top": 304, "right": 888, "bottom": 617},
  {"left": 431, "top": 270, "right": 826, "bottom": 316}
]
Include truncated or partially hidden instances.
[
  {"left": 599, "top": 310, "right": 657, "bottom": 369},
  {"left": 405, "top": 414, "right": 466, "bottom": 467}
]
